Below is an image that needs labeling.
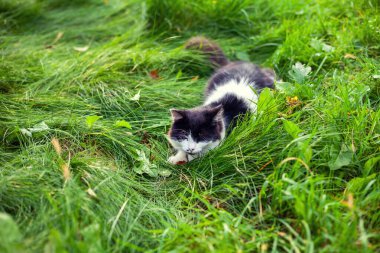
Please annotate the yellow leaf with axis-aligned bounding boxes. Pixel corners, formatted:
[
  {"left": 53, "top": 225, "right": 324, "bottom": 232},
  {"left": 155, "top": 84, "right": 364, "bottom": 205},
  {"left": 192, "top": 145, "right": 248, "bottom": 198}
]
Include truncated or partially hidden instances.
[
  {"left": 286, "top": 96, "right": 301, "bottom": 106},
  {"left": 191, "top": 76, "right": 199, "bottom": 81},
  {"left": 261, "top": 243, "right": 269, "bottom": 252},
  {"left": 341, "top": 193, "right": 354, "bottom": 210},
  {"left": 344, "top": 53, "right": 356, "bottom": 59}
]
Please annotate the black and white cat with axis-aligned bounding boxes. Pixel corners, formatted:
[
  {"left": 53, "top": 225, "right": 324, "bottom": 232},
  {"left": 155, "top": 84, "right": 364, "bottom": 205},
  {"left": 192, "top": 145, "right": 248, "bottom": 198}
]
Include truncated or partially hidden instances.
[{"left": 168, "top": 37, "right": 275, "bottom": 164}]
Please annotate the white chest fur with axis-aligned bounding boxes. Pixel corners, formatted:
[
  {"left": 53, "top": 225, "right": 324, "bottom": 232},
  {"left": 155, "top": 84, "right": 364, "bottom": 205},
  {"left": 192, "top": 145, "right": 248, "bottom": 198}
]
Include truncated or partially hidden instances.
[{"left": 204, "top": 78, "right": 258, "bottom": 111}]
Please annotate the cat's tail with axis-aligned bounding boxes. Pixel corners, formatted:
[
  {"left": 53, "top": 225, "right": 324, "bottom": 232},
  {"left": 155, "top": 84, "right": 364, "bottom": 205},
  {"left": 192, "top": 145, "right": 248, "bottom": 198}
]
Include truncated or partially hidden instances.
[{"left": 185, "top": 36, "right": 229, "bottom": 68}]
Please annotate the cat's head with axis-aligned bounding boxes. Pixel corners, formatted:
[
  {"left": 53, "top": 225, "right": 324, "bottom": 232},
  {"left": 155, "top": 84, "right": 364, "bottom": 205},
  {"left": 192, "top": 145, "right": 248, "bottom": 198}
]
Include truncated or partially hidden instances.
[{"left": 168, "top": 105, "right": 225, "bottom": 155}]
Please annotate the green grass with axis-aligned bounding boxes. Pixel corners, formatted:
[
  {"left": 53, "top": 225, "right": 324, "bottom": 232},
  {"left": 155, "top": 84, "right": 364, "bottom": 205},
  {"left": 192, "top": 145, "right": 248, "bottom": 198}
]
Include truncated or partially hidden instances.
[{"left": 0, "top": 0, "right": 379, "bottom": 252}]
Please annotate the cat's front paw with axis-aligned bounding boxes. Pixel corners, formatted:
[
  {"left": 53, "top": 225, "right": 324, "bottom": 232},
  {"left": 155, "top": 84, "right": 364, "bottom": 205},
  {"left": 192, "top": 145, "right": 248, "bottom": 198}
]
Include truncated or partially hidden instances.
[
  {"left": 168, "top": 152, "right": 188, "bottom": 165},
  {"left": 168, "top": 156, "right": 187, "bottom": 165}
]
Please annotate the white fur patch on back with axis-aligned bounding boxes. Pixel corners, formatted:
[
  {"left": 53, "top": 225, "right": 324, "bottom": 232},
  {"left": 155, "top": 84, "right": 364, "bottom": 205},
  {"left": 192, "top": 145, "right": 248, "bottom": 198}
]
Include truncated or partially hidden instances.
[{"left": 204, "top": 78, "right": 258, "bottom": 111}]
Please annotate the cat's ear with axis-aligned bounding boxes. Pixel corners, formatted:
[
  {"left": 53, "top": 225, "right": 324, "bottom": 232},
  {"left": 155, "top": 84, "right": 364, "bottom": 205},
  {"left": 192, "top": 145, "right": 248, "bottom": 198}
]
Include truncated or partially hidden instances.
[
  {"left": 170, "top": 109, "right": 185, "bottom": 121},
  {"left": 209, "top": 105, "right": 224, "bottom": 122}
]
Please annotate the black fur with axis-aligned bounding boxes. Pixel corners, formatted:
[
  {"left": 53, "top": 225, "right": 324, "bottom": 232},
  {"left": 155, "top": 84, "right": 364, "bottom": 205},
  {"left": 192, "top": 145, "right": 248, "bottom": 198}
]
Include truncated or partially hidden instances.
[
  {"left": 204, "top": 61, "right": 275, "bottom": 131},
  {"left": 169, "top": 107, "right": 224, "bottom": 142},
  {"left": 209, "top": 94, "right": 249, "bottom": 131}
]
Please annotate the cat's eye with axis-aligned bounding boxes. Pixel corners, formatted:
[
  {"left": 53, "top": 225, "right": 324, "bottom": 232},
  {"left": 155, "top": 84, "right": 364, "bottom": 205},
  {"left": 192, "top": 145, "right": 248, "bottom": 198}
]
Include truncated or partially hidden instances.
[
  {"left": 173, "top": 129, "right": 188, "bottom": 140},
  {"left": 177, "top": 135, "right": 188, "bottom": 140}
]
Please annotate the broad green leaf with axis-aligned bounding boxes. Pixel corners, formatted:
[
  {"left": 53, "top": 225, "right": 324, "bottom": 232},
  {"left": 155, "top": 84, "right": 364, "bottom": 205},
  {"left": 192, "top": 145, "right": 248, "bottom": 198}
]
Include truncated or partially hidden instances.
[
  {"left": 134, "top": 150, "right": 158, "bottom": 177},
  {"left": 283, "top": 120, "right": 302, "bottom": 139},
  {"left": 158, "top": 169, "right": 172, "bottom": 177},
  {"left": 86, "top": 115, "right": 102, "bottom": 129},
  {"left": 310, "top": 38, "right": 323, "bottom": 51},
  {"left": 20, "top": 121, "right": 50, "bottom": 137},
  {"left": 275, "top": 81, "right": 295, "bottom": 95},
  {"left": 328, "top": 144, "right": 354, "bottom": 170},
  {"left": 322, "top": 43, "right": 334, "bottom": 53},
  {"left": 0, "top": 213, "right": 22, "bottom": 253},
  {"left": 115, "top": 120, "right": 132, "bottom": 129},
  {"left": 297, "top": 141, "right": 313, "bottom": 164},
  {"left": 288, "top": 62, "right": 311, "bottom": 84},
  {"left": 29, "top": 121, "right": 50, "bottom": 132},
  {"left": 310, "top": 38, "right": 335, "bottom": 53}
]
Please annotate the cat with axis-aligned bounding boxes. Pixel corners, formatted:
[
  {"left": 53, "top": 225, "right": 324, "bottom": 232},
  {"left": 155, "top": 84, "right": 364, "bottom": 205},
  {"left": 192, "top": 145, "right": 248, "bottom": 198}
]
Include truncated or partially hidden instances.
[{"left": 168, "top": 36, "right": 275, "bottom": 165}]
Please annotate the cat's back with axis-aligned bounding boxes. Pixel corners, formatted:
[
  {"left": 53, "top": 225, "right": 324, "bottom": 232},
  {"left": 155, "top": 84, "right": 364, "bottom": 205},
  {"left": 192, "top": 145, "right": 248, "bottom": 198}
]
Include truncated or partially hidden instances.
[{"left": 206, "top": 61, "right": 275, "bottom": 95}]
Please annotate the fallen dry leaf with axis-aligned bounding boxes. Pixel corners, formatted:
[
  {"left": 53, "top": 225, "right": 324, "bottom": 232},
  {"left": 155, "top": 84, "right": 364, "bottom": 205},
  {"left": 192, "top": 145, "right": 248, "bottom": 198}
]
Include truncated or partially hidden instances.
[
  {"left": 73, "top": 46, "right": 89, "bottom": 52},
  {"left": 341, "top": 193, "right": 354, "bottom": 210},
  {"left": 51, "top": 137, "right": 62, "bottom": 155},
  {"left": 140, "top": 131, "right": 151, "bottom": 145},
  {"left": 130, "top": 90, "right": 140, "bottom": 101},
  {"left": 52, "top": 32, "right": 64, "bottom": 44},
  {"left": 149, "top": 69, "right": 160, "bottom": 79},
  {"left": 86, "top": 188, "right": 97, "bottom": 198},
  {"left": 258, "top": 160, "right": 273, "bottom": 173},
  {"left": 191, "top": 76, "right": 199, "bottom": 81},
  {"left": 344, "top": 53, "right": 356, "bottom": 59},
  {"left": 45, "top": 32, "right": 64, "bottom": 49}
]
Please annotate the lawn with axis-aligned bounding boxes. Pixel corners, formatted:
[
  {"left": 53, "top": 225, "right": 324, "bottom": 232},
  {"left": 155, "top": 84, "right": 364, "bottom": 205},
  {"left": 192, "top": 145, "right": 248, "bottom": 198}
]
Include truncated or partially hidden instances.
[{"left": 0, "top": 0, "right": 379, "bottom": 252}]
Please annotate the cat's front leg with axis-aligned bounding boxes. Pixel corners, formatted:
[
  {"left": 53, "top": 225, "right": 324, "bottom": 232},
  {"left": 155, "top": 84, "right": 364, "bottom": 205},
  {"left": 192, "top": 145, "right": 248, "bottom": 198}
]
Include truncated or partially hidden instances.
[{"left": 168, "top": 150, "right": 188, "bottom": 165}]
